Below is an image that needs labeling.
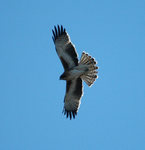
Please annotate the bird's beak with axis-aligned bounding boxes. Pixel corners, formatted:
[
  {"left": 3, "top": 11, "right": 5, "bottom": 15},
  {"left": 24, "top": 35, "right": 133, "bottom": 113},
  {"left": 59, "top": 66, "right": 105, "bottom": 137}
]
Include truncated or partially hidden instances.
[{"left": 59, "top": 74, "right": 64, "bottom": 80}]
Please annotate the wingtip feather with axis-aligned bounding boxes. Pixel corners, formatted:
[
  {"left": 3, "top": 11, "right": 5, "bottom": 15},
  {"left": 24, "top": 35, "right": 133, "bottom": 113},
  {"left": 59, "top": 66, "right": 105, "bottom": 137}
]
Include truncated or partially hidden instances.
[
  {"left": 52, "top": 25, "right": 67, "bottom": 42},
  {"left": 63, "top": 109, "right": 78, "bottom": 120}
]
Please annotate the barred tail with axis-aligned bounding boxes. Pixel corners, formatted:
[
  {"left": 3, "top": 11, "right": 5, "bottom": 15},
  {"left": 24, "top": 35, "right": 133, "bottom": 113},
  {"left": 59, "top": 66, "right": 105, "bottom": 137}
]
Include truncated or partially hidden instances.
[{"left": 79, "top": 52, "right": 98, "bottom": 87}]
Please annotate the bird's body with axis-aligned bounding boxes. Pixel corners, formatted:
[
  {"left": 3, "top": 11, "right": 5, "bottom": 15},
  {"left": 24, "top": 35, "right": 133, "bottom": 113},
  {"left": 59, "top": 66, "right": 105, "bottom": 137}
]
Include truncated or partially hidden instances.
[
  {"left": 52, "top": 25, "right": 98, "bottom": 119},
  {"left": 60, "top": 64, "right": 89, "bottom": 81}
]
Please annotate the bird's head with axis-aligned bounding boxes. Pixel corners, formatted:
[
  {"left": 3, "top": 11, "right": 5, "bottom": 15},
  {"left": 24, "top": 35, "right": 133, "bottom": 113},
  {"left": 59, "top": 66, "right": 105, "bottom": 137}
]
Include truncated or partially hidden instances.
[{"left": 59, "top": 72, "right": 68, "bottom": 80}]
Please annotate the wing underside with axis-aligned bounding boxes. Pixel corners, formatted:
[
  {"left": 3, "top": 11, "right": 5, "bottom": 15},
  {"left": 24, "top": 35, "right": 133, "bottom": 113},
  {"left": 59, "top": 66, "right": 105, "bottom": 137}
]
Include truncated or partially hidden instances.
[
  {"left": 52, "top": 25, "right": 79, "bottom": 70},
  {"left": 63, "top": 78, "right": 83, "bottom": 119}
]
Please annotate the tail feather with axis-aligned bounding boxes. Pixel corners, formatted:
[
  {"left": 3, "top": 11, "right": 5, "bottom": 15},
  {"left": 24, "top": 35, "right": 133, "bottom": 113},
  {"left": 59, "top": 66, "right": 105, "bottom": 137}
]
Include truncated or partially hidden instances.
[
  {"left": 80, "top": 55, "right": 94, "bottom": 65},
  {"left": 79, "top": 52, "right": 98, "bottom": 87},
  {"left": 82, "top": 76, "right": 92, "bottom": 86}
]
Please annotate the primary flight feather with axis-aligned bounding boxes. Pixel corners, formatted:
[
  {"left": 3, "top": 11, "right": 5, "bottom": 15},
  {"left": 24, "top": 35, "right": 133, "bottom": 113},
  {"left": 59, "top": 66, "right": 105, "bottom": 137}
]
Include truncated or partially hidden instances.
[{"left": 52, "top": 25, "right": 98, "bottom": 120}]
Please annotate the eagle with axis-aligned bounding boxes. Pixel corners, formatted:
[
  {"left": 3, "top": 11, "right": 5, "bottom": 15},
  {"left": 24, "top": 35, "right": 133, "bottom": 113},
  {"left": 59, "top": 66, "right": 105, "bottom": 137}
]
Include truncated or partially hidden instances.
[{"left": 52, "top": 25, "right": 98, "bottom": 120}]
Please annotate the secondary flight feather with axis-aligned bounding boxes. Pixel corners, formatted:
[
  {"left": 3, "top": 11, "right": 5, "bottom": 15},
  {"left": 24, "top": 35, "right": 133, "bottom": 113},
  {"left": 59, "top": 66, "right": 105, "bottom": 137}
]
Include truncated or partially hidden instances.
[{"left": 52, "top": 25, "right": 98, "bottom": 120}]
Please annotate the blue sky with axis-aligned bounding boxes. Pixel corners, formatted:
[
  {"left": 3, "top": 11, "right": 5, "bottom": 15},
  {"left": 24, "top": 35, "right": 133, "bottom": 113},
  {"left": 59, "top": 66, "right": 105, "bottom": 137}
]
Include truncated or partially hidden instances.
[{"left": 0, "top": 0, "right": 145, "bottom": 150}]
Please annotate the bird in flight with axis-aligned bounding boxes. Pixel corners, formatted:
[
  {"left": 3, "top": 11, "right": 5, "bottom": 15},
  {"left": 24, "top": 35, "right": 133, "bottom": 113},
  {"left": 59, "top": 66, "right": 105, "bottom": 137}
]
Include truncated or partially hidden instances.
[{"left": 52, "top": 25, "right": 98, "bottom": 120}]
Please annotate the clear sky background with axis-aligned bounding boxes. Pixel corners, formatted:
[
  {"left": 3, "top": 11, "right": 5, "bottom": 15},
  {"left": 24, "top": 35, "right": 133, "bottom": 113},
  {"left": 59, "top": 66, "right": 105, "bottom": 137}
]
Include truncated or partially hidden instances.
[{"left": 0, "top": 0, "right": 145, "bottom": 150}]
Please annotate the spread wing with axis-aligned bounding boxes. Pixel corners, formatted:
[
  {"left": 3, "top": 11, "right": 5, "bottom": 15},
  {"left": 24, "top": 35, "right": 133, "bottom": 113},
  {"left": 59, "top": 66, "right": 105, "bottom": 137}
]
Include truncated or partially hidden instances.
[
  {"left": 63, "top": 78, "right": 83, "bottom": 119},
  {"left": 52, "top": 25, "right": 79, "bottom": 70}
]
